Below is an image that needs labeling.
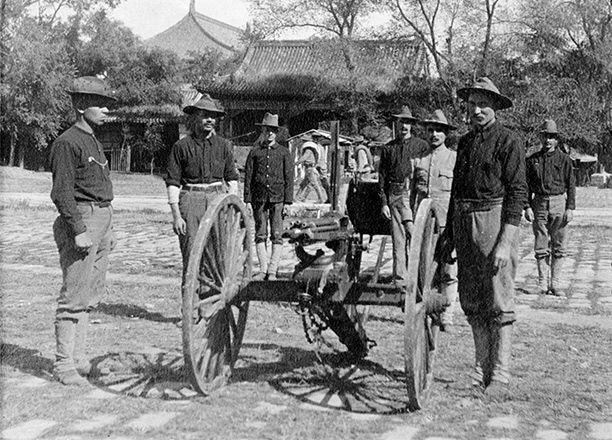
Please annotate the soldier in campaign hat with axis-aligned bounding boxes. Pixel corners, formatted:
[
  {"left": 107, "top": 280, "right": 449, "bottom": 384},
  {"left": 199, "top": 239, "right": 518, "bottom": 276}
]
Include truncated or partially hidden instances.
[
  {"left": 165, "top": 93, "right": 239, "bottom": 297},
  {"left": 49, "top": 76, "right": 117, "bottom": 385},
  {"left": 412, "top": 109, "right": 458, "bottom": 330},
  {"left": 378, "top": 106, "right": 429, "bottom": 286},
  {"left": 524, "top": 119, "right": 575, "bottom": 296},
  {"left": 439, "top": 77, "right": 527, "bottom": 396},
  {"left": 244, "top": 113, "right": 294, "bottom": 280}
]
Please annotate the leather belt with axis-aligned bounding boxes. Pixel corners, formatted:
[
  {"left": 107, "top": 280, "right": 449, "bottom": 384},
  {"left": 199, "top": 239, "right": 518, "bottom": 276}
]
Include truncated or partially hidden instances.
[
  {"left": 182, "top": 182, "right": 225, "bottom": 194},
  {"left": 77, "top": 200, "right": 111, "bottom": 208},
  {"left": 455, "top": 198, "right": 503, "bottom": 212}
]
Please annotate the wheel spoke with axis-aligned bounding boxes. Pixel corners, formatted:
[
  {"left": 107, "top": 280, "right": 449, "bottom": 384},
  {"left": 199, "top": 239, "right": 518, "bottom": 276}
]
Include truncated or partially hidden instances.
[{"left": 198, "top": 275, "right": 223, "bottom": 294}]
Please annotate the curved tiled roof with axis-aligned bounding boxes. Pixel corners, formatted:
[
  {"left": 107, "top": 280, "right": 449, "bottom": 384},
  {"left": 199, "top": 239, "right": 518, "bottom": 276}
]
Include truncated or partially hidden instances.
[
  {"left": 145, "top": 10, "right": 243, "bottom": 58},
  {"left": 206, "top": 39, "right": 428, "bottom": 99}
]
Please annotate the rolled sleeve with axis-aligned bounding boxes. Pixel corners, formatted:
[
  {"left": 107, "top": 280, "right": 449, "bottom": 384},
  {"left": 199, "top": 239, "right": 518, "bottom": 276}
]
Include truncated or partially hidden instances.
[
  {"left": 224, "top": 141, "right": 239, "bottom": 182},
  {"left": 565, "top": 159, "right": 576, "bottom": 210},
  {"left": 165, "top": 143, "right": 182, "bottom": 188}
]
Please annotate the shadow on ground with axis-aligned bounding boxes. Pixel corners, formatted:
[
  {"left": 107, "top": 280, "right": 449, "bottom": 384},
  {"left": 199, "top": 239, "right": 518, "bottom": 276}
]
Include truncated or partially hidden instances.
[
  {"left": 95, "top": 302, "right": 180, "bottom": 324},
  {"left": 0, "top": 343, "right": 53, "bottom": 379}
]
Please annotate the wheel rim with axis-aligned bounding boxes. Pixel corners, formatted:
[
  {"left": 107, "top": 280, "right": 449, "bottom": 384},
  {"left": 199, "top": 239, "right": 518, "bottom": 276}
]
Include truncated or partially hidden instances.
[
  {"left": 404, "top": 198, "right": 440, "bottom": 410},
  {"left": 182, "top": 195, "right": 252, "bottom": 393}
]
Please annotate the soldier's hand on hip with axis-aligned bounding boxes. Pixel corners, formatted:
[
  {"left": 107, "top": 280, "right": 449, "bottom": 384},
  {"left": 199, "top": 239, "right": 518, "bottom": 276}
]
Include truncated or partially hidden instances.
[
  {"left": 74, "top": 232, "right": 93, "bottom": 252},
  {"left": 524, "top": 207, "right": 534, "bottom": 223},
  {"left": 173, "top": 217, "right": 187, "bottom": 235},
  {"left": 381, "top": 205, "right": 391, "bottom": 219},
  {"left": 562, "top": 209, "right": 573, "bottom": 225}
]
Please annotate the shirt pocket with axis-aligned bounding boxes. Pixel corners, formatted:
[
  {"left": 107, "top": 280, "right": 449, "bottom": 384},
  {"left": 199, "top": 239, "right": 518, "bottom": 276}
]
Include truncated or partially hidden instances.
[{"left": 437, "top": 168, "right": 454, "bottom": 192}]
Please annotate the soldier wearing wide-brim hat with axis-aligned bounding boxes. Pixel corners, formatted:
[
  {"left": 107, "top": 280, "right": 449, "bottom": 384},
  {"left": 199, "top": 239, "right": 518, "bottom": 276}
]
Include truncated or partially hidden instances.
[
  {"left": 244, "top": 113, "right": 294, "bottom": 280},
  {"left": 439, "top": 77, "right": 527, "bottom": 396},
  {"left": 378, "top": 105, "right": 429, "bottom": 286},
  {"left": 49, "top": 76, "right": 117, "bottom": 386},
  {"left": 412, "top": 109, "right": 459, "bottom": 330},
  {"left": 166, "top": 93, "right": 239, "bottom": 293},
  {"left": 524, "top": 119, "right": 575, "bottom": 297}
]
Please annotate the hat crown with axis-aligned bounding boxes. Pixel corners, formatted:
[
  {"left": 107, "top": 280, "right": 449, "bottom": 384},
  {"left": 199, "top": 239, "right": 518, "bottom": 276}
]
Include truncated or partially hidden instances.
[
  {"left": 541, "top": 119, "right": 558, "bottom": 134},
  {"left": 426, "top": 109, "right": 449, "bottom": 125},
  {"left": 471, "top": 77, "right": 501, "bottom": 95},
  {"left": 258, "top": 112, "right": 279, "bottom": 127},
  {"left": 183, "top": 93, "right": 225, "bottom": 115},
  {"left": 393, "top": 105, "right": 414, "bottom": 118},
  {"left": 69, "top": 76, "right": 116, "bottom": 100}
]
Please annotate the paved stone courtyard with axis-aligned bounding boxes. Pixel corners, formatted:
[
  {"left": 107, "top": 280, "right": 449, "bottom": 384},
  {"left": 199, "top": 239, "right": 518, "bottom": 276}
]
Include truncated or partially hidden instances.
[{"left": 1, "top": 192, "right": 611, "bottom": 439}]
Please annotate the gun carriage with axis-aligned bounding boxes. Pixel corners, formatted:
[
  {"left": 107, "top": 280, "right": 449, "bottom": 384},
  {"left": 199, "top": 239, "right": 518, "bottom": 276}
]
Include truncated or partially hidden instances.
[{"left": 180, "top": 122, "right": 448, "bottom": 411}]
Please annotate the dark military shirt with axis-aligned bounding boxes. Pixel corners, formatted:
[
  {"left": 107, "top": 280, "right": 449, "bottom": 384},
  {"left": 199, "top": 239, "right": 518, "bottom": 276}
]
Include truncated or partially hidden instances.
[
  {"left": 526, "top": 147, "right": 576, "bottom": 210},
  {"left": 378, "top": 136, "right": 429, "bottom": 206},
  {"left": 49, "top": 125, "right": 113, "bottom": 236},
  {"left": 244, "top": 141, "right": 294, "bottom": 204},
  {"left": 165, "top": 133, "right": 238, "bottom": 187},
  {"left": 451, "top": 121, "right": 527, "bottom": 226}
]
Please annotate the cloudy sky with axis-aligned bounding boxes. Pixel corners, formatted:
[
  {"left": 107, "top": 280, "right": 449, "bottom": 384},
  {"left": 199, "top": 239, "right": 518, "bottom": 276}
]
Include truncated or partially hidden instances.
[{"left": 109, "top": 0, "right": 251, "bottom": 39}]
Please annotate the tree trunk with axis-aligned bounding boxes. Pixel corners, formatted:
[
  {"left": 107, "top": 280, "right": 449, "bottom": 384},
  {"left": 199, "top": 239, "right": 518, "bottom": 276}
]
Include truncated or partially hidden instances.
[
  {"left": 17, "top": 141, "right": 25, "bottom": 168},
  {"left": 8, "top": 132, "right": 16, "bottom": 167},
  {"left": 150, "top": 157, "right": 155, "bottom": 175}
]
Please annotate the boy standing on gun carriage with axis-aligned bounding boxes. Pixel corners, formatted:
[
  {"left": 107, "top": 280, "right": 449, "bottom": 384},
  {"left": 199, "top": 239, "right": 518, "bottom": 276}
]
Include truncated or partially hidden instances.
[{"left": 244, "top": 113, "right": 294, "bottom": 280}]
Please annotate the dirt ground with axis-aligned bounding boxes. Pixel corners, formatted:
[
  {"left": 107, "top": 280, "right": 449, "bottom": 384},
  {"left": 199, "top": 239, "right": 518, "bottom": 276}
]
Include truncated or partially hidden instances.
[{"left": 1, "top": 167, "right": 611, "bottom": 440}]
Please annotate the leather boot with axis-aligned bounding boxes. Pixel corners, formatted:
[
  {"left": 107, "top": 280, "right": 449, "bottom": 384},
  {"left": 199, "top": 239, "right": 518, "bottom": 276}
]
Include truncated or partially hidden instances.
[
  {"left": 266, "top": 243, "right": 283, "bottom": 281},
  {"left": 486, "top": 323, "right": 512, "bottom": 399},
  {"left": 54, "top": 318, "right": 88, "bottom": 386},
  {"left": 73, "top": 312, "right": 92, "bottom": 376},
  {"left": 536, "top": 257, "right": 549, "bottom": 294},
  {"left": 253, "top": 242, "right": 268, "bottom": 281},
  {"left": 470, "top": 322, "right": 490, "bottom": 388},
  {"left": 550, "top": 257, "right": 564, "bottom": 296}
]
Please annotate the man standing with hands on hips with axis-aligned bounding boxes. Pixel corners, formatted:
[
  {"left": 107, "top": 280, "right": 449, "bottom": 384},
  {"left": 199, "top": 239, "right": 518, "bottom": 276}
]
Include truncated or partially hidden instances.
[
  {"left": 378, "top": 106, "right": 429, "bottom": 286},
  {"left": 165, "top": 94, "right": 239, "bottom": 293},
  {"left": 524, "top": 119, "right": 575, "bottom": 296},
  {"left": 49, "top": 76, "right": 116, "bottom": 385},
  {"left": 439, "top": 78, "right": 527, "bottom": 396}
]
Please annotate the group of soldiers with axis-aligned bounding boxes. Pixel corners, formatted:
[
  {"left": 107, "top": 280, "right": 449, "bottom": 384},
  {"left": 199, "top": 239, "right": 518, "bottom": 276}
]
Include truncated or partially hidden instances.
[{"left": 48, "top": 75, "right": 575, "bottom": 401}]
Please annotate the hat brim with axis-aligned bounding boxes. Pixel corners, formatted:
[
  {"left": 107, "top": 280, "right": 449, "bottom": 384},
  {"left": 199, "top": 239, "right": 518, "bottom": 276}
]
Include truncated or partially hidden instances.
[
  {"left": 420, "top": 119, "right": 457, "bottom": 130},
  {"left": 69, "top": 91, "right": 117, "bottom": 103},
  {"left": 540, "top": 130, "right": 559, "bottom": 136},
  {"left": 456, "top": 87, "right": 513, "bottom": 110},
  {"left": 183, "top": 105, "right": 226, "bottom": 116},
  {"left": 392, "top": 113, "right": 419, "bottom": 122}
]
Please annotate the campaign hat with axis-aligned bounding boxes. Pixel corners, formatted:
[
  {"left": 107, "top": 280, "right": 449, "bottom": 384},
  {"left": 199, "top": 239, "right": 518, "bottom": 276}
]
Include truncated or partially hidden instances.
[
  {"left": 69, "top": 76, "right": 116, "bottom": 102},
  {"left": 392, "top": 105, "right": 419, "bottom": 122},
  {"left": 420, "top": 109, "right": 457, "bottom": 130},
  {"left": 183, "top": 93, "right": 226, "bottom": 115},
  {"left": 540, "top": 119, "right": 559, "bottom": 136},
  {"left": 456, "top": 77, "right": 513, "bottom": 110},
  {"left": 255, "top": 112, "right": 280, "bottom": 128}
]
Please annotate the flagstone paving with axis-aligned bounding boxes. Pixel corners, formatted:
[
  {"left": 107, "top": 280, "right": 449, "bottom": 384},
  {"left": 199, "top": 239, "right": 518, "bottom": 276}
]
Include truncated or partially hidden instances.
[{"left": 1, "top": 192, "right": 610, "bottom": 439}]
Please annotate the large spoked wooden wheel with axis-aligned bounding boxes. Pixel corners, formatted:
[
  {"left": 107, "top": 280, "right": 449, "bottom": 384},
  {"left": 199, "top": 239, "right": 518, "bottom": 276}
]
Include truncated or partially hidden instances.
[
  {"left": 182, "top": 194, "right": 253, "bottom": 394},
  {"left": 404, "top": 198, "right": 442, "bottom": 410}
]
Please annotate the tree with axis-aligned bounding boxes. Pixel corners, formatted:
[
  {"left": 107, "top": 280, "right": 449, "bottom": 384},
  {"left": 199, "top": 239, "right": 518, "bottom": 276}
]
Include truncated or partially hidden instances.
[
  {"left": 247, "top": 0, "right": 383, "bottom": 39},
  {"left": 0, "top": 14, "right": 73, "bottom": 167}
]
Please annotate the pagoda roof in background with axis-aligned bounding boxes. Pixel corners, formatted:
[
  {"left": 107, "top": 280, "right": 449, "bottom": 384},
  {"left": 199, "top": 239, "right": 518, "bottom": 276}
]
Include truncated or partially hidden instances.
[
  {"left": 206, "top": 38, "right": 429, "bottom": 99},
  {"left": 145, "top": 0, "right": 244, "bottom": 58}
]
